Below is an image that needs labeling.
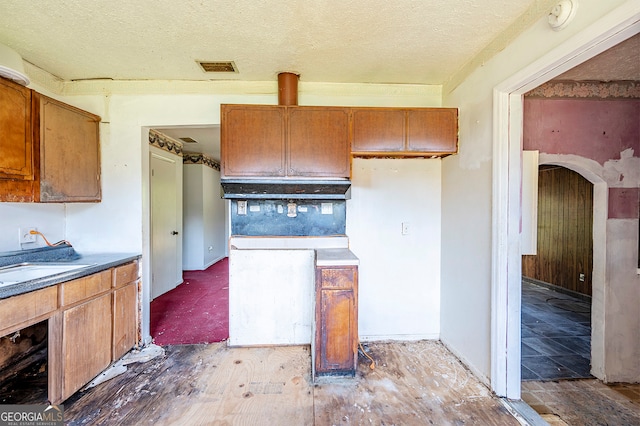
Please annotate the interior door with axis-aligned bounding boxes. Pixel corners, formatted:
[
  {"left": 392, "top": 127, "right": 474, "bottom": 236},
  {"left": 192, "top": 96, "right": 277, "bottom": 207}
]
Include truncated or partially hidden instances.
[{"left": 151, "top": 151, "right": 180, "bottom": 299}]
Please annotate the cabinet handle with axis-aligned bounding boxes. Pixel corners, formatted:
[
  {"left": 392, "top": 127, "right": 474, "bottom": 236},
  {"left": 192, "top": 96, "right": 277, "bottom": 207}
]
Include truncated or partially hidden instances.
[{"left": 171, "top": 231, "right": 179, "bottom": 235}]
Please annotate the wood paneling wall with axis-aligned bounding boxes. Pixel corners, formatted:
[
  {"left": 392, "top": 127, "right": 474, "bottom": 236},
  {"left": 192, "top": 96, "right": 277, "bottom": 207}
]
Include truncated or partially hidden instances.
[{"left": 522, "top": 166, "right": 593, "bottom": 296}]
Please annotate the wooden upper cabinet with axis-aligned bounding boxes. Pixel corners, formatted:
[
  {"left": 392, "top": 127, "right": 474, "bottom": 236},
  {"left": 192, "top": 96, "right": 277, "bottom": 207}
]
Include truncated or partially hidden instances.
[
  {"left": 0, "top": 78, "right": 33, "bottom": 180},
  {"left": 351, "top": 107, "right": 458, "bottom": 156},
  {"left": 36, "top": 94, "right": 101, "bottom": 202},
  {"left": 0, "top": 78, "right": 102, "bottom": 203},
  {"left": 288, "top": 107, "right": 350, "bottom": 178},
  {"left": 221, "top": 104, "right": 286, "bottom": 178},
  {"left": 221, "top": 104, "right": 351, "bottom": 179},
  {"left": 351, "top": 108, "right": 405, "bottom": 152},
  {"left": 406, "top": 108, "right": 458, "bottom": 153},
  {"left": 0, "top": 78, "right": 35, "bottom": 201}
]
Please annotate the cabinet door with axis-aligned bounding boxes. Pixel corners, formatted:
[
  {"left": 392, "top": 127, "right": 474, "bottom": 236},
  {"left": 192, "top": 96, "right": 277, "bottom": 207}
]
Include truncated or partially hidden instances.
[
  {"left": 288, "top": 107, "right": 350, "bottom": 178},
  {"left": 113, "top": 281, "right": 138, "bottom": 360},
  {"left": 351, "top": 108, "right": 405, "bottom": 153},
  {"left": 406, "top": 108, "right": 458, "bottom": 153},
  {"left": 221, "top": 105, "right": 286, "bottom": 177},
  {"left": 0, "top": 78, "right": 33, "bottom": 180},
  {"left": 318, "top": 288, "right": 356, "bottom": 372},
  {"left": 62, "top": 293, "right": 111, "bottom": 400},
  {"left": 38, "top": 95, "right": 101, "bottom": 201},
  {"left": 315, "top": 266, "right": 358, "bottom": 376},
  {"left": 0, "top": 78, "right": 35, "bottom": 201}
]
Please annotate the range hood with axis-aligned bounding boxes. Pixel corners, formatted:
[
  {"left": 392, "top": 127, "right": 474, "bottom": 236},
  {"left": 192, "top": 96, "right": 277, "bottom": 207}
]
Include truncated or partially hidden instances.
[{"left": 221, "top": 179, "right": 351, "bottom": 200}]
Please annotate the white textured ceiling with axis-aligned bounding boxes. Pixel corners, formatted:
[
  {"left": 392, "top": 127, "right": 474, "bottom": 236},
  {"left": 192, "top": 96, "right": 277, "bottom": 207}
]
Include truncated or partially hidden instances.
[
  {"left": 1, "top": 1, "right": 637, "bottom": 161},
  {"left": 555, "top": 33, "right": 640, "bottom": 81},
  {"left": 0, "top": 0, "right": 538, "bottom": 84}
]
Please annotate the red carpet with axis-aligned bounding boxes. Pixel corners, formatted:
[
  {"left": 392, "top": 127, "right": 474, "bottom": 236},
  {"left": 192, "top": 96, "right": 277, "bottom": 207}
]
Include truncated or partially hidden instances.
[{"left": 150, "top": 258, "right": 229, "bottom": 345}]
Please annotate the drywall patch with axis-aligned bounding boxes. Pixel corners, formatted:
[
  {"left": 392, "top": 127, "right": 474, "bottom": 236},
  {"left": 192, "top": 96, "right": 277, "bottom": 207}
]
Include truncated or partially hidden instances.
[
  {"left": 608, "top": 188, "right": 639, "bottom": 219},
  {"left": 603, "top": 148, "right": 640, "bottom": 188}
]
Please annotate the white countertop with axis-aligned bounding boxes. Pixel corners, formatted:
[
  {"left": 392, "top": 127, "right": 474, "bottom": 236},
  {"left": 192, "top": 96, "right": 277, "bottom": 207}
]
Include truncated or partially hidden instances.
[
  {"left": 230, "top": 236, "right": 349, "bottom": 250},
  {"left": 315, "top": 248, "right": 359, "bottom": 266}
]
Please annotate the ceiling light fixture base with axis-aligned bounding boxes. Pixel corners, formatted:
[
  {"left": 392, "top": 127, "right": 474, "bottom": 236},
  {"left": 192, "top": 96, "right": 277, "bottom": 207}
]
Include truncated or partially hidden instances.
[{"left": 548, "top": 0, "right": 578, "bottom": 31}]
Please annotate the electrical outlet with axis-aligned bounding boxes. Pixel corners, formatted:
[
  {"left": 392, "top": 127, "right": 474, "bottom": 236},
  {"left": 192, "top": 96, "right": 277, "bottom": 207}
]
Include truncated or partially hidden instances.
[
  {"left": 19, "top": 227, "right": 37, "bottom": 244},
  {"left": 579, "top": 273, "right": 585, "bottom": 282}
]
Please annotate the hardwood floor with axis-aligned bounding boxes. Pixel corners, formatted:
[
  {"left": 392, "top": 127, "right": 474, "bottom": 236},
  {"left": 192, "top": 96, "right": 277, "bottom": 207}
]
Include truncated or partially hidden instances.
[{"left": 63, "top": 340, "right": 520, "bottom": 425}]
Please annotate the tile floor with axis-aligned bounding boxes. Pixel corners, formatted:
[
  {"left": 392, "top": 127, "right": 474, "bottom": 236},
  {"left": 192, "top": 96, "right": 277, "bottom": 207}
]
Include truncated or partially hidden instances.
[
  {"left": 520, "top": 280, "right": 640, "bottom": 424},
  {"left": 521, "top": 279, "right": 593, "bottom": 381}
]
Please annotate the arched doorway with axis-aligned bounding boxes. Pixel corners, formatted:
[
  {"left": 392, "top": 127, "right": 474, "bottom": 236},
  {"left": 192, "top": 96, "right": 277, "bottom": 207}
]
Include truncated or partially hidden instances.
[{"left": 521, "top": 164, "right": 601, "bottom": 381}]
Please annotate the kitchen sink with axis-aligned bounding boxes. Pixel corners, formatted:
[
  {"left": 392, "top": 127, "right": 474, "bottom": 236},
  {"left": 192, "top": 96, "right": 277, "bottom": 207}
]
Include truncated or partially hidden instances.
[{"left": 0, "top": 263, "right": 94, "bottom": 287}]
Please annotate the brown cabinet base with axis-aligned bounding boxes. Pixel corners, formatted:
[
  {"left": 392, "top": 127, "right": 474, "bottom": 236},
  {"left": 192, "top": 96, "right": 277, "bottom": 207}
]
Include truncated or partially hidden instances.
[
  {"left": 1, "top": 259, "right": 140, "bottom": 405},
  {"left": 314, "top": 265, "right": 358, "bottom": 379}
]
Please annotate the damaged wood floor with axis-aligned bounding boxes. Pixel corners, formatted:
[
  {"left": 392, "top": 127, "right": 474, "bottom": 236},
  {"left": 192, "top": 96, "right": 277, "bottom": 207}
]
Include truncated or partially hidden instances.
[
  {"left": 522, "top": 379, "right": 640, "bottom": 425},
  {"left": 61, "top": 340, "right": 519, "bottom": 425}
]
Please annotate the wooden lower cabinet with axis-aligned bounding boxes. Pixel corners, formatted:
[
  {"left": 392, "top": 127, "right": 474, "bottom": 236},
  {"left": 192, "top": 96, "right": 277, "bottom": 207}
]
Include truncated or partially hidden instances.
[
  {"left": 112, "top": 281, "right": 138, "bottom": 360},
  {"left": 61, "top": 293, "right": 112, "bottom": 400},
  {"left": 40, "top": 260, "right": 140, "bottom": 404},
  {"left": 314, "top": 265, "right": 358, "bottom": 377}
]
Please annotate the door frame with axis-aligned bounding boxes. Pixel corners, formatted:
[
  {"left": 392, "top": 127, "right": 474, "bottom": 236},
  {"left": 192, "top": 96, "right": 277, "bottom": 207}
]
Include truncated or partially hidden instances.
[
  {"left": 491, "top": 5, "right": 639, "bottom": 399},
  {"left": 140, "top": 128, "right": 184, "bottom": 344}
]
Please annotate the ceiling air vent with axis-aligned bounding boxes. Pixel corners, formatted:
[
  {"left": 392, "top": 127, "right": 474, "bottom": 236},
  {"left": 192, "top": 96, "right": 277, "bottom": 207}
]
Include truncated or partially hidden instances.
[
  {"left": 198, "top": 61, "right": 238, "bottom": 73},
  {"left": 179, "top": 137, "right": 198, "bottom": 144}
]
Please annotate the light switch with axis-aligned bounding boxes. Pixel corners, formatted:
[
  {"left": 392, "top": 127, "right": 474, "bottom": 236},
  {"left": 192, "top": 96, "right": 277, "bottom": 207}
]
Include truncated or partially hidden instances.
[
  {"left": 402, "top": 222, "right": 410, "bottom": 235},
  {"left": 237, "top": 200, "right": 247, "bottom": 215}
]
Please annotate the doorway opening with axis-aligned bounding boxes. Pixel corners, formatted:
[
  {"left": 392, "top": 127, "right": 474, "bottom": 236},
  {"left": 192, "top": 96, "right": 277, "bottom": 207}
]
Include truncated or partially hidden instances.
[
  {"left": 147, "top": 127, "right": 229, "bottom": 345},
  {"left": 491, "top": 5, "right": 638, "bottom": 398},
  {"left": 521, "top": 165, "right": 594, "bottom": 381}
]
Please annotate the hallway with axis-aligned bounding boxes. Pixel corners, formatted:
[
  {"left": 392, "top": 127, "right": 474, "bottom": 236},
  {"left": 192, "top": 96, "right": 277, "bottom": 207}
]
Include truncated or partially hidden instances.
[{"left": 150, "top": 258, "right": 229, "bottom": 345}]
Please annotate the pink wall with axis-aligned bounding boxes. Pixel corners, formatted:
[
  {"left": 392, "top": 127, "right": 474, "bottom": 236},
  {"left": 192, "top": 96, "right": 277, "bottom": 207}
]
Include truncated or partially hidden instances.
[
  {"left": 523, "top": 98, "right": 640, "bottom": 219},
  {"left": 523, "top": 98, "right": 640, "bottom": 164}
]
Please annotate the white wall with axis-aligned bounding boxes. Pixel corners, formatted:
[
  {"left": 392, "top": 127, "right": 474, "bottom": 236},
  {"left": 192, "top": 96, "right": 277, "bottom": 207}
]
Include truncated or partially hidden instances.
[
  {"left": 229, "top": 249, "right": 315, "bottom": 346},
  {"left": 440, "top": 0, "right": 634, "bottom": 387},
  {"left": 0, "top": 204, "right": 65, "bottom": 251},
  {"left": 183, "top": 164, "right": 204, "bottom": 269},
  {"left": 183, "top": 163, "right": 226, "bottom": 270},
  {"left": 0, "top": 83, "right": 441, "bottom": 343},
  {"left": 347, "top": 158, "right": 441, "bottom": 341}
]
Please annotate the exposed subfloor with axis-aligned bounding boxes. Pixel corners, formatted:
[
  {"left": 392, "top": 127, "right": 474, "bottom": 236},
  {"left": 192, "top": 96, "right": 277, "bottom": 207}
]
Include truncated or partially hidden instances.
[
  {"left": 62, "top": 340, "right": 520, "bottom": 425},
  {"left": 521, "top": 380, "right": 640, "bottom": 425}
]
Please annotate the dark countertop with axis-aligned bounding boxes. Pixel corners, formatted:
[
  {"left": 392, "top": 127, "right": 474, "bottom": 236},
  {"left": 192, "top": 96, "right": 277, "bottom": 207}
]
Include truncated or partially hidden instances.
[{"left": 0, "top": 245, "right": 141, "bottom": 300}]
